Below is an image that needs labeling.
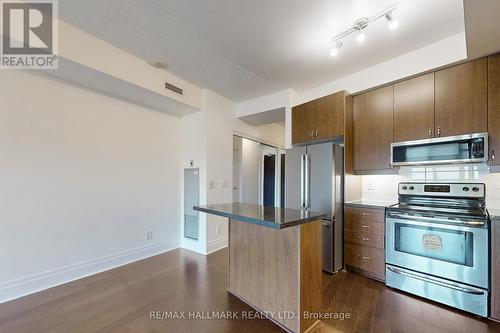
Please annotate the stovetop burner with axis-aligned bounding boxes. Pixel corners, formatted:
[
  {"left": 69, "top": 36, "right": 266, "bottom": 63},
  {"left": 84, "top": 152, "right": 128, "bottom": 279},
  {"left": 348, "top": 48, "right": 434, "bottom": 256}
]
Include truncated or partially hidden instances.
[
  {"left": 389, "top": 182, "right": 489, "bottom": 220},
  {"left": 388, "top": 203, "right": 488, "bottom": 219}
]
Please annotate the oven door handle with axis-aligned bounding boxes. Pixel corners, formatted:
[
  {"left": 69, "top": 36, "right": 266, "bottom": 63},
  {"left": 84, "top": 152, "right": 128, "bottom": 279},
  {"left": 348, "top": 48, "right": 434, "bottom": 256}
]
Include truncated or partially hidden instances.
[
  {"left": 387, "top": 266, "right": 486, "bottom": 295},
  {"left": 387, "top": 212, "right": 485, "bottom": 227}
]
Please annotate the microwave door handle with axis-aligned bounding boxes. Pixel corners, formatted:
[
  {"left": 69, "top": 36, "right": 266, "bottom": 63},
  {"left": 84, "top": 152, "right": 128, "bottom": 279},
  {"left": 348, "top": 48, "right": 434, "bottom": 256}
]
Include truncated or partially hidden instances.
[
  {"left": 387, "top": 212, "right": 485, "bottom": 226},
  {"left": 387, "top": 266, "right": 485, "bottom": 295}
]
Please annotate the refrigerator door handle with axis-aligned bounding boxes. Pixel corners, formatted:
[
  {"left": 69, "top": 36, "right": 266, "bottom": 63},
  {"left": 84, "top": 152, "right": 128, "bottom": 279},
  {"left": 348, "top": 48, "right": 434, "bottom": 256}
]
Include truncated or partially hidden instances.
[
  {"left": 304, "top": 153, "right": 311, "bottom": 208},
  {"left": 300, "top": 154, "right": 306, "bottom": 208}
]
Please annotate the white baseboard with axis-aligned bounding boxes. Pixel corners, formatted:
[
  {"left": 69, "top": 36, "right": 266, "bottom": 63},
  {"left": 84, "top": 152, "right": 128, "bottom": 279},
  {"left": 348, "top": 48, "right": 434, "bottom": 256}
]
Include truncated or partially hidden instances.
[
  {"left": 0, "top": 241, "right": 179, "bottom": 304},
  {"left": 206, "top": 237, "right": 228, "bottom": 254},
  {"left": 181, "top": 237, "right": 206, "bottom": 255}
]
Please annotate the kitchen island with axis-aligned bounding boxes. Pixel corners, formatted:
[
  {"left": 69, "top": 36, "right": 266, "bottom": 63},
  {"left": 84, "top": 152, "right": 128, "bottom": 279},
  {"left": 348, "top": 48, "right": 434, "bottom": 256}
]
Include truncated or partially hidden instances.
[{"left": 194, "top": 203, "right": 326, "bottom": 333}]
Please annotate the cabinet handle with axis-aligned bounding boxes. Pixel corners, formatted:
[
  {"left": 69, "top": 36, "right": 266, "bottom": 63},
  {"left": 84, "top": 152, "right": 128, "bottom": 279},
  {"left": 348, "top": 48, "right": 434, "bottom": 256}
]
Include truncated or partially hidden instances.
[
  {"left": 357, "top": 236, "right": 370, "bottom": 241},
  {"left": 315, "top": 129, "right": 319, "bottom": 137},
  {"left": 360, "top": 225, "right": 371, "bottom": 229},
  {"left": 360, "top": 212, "right": 370, "bottom": 216},
  {"left": 492, "top": 150, "right": 496, "bottom": 164},
  {"left": 436, "top": 126, "right": 441, "bottom": 137},
  {"left": 310, "top": 130, "right": 314, "bottom": 138},
  {"left": 358, "top": 255, "right": 371, "bottom": 260},
  {"left": 428, "top": 128, "right": 432, "bottom": 137}
]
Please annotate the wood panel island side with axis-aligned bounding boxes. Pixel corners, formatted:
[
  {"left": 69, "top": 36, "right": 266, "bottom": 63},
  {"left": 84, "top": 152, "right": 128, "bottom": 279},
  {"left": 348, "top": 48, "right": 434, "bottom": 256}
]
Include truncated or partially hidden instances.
[{"left": 194, "top": 203, "right": 326, "bottom": 333}]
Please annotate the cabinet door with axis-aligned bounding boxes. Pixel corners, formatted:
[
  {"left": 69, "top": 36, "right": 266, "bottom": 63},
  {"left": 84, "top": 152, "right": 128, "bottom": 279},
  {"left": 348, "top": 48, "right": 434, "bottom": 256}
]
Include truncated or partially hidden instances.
[
  {"left": 489, "top": 54, "right": 500, "bottom": 166},
  {"left": 314, "top": 92, "right": 345, "bottom": 140},
  {"left": 492, "top": 220, "right": 500, "bottom": 320},
  {"left": 435, "top": 58, "right": 487, "bottom": 137},
  {"left": 394, "top": 73, "right": 435, "bottom": 141},
  {"left": 354, "top": 86, "right": 394, "bottom": 172},
  {"left": 291, "top": 103, "right": 310, "bottom": 144}
]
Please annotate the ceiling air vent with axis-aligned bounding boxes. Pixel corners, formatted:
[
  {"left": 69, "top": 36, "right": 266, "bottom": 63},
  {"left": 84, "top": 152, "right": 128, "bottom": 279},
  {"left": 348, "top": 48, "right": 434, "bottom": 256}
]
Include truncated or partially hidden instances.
[{"left": 164, "top": 81, "right": 183, "bottom": 95}]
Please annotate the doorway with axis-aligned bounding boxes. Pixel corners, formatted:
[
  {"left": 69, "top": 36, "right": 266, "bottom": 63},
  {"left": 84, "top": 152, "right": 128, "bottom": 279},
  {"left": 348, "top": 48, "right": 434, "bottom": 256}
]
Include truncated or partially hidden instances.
[
  {"left": 263, "top": 154, "right": 276, "bottom": 207},
  {"left": 232, "top": 134, "right": 284, "bottom": 207}
]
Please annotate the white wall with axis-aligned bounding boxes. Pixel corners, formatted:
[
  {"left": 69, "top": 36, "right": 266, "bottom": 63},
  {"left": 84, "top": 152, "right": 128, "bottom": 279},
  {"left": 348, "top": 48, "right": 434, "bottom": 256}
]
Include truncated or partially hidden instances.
[
  {"left": 241, "top": 138, "right": 262, "bottom": 204},
  {"left": 204, "top": 90, "right": 284, "bottom": 253},
  {"left": 0, "top": 71, "right": 181, "bottom": 303},
  {"left": 361, "top": 164, "right": 500, "bottom": 209},
  {"left": 180, "top": 90, "right": 285, "bottom": 255},
  {"left": 180, "top": 111, "right": 208, "bottom": 254},
  {"left": 236, "top": 89, "right": 290, "bottom": 118},
  {"left": 232, "top": 136, "right": 243, "bottom": 202}
]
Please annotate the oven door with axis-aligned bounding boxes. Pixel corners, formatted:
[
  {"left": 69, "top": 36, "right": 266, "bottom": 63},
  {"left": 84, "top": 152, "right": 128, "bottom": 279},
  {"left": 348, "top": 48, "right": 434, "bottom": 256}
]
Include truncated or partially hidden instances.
[{"left": 386, "top": 212, "right": 488, "bottom": 288}]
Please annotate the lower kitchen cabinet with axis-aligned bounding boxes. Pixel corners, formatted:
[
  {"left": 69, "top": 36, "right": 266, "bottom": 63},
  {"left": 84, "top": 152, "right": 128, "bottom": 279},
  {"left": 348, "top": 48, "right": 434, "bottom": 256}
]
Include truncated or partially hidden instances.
[{"left": 344, "top": 206, "right": 386, "bottom": 281}]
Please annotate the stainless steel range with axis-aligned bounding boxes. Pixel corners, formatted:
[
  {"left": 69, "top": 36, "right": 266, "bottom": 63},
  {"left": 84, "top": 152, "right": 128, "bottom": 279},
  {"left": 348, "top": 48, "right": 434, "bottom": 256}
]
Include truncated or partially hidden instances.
[{"left": 385, "top": 182, "right": 490, "bottom": 317}]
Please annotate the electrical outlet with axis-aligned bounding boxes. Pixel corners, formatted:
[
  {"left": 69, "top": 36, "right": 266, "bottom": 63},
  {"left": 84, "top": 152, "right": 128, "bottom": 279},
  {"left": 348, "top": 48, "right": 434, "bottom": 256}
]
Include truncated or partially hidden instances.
[
  {"left": 221, "top": 181, "right": 228, "bottom": 189},
  {"left": 209, "top": 181, "right": 216, "bottom": 189},
  {"left": 145, "top": 231, "right": 153, "bottom": 240}
]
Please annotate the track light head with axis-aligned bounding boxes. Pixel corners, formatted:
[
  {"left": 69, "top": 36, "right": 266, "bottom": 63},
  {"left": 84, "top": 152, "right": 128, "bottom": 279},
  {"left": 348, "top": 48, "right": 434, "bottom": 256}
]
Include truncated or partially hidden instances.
[
  {"left": 330, "top": 41, "right": 343, "bottom": 57},
  {"left": 385, "top": 12, "right": 399, "bottom": 30}
]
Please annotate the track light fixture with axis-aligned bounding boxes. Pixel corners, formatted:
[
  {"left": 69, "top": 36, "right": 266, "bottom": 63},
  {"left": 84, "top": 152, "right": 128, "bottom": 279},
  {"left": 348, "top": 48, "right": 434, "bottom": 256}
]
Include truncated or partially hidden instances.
[{"left": 330, "top": 3, "right": 399, "bottom": 57}]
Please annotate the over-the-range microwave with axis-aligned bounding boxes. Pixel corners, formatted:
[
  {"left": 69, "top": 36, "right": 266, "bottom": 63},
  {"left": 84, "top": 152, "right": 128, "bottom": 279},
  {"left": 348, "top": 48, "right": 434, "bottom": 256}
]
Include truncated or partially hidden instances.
[{"left": 391, "top": 132, "right": 488, "bottom": 166}]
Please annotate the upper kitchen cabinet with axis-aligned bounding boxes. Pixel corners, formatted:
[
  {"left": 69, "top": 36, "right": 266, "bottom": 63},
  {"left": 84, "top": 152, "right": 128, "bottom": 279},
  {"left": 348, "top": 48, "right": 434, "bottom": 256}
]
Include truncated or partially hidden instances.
[
  {"left": 291, "top": 102, "right": 310, "bottom": 144},
  {"left": 291, "top": 91, "right": 347, "bottom": 145},
  {"left": 354, "top": 85, "right": 394, "bottom": 173},
  {"left": 394, "top": 73, "right": 435, "bottom": 142},
  {"left": 489, "top": 54, "right": 500, "bottom": 168},
  {"left": 435, "top": 58, "right": 488, "bottom": 137},
  {"left": 314, "top": 92, "right": 345, "bottom": 141}
]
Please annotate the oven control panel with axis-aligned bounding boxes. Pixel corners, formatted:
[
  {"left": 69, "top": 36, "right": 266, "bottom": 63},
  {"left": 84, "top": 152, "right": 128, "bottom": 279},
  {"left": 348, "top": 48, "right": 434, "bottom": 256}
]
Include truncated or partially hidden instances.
[{"left": 398, "top": 183, "right": 485, "bottom": 198}]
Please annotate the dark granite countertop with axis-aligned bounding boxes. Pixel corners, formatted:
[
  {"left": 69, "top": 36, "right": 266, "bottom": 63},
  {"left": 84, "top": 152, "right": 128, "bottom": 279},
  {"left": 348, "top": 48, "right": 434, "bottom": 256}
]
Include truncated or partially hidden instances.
[
  {"left": 344, "top": 199, "right": 396, "bottom": 209},
  {"left": 193, "top": 203, "right": 327, "bottom": 229}
]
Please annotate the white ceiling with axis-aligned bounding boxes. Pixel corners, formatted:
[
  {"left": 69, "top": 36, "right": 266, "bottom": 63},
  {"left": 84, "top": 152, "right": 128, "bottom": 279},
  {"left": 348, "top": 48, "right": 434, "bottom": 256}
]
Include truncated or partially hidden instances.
[
  {"left": 464, "top": 0, "right": 500, "bottom": 59},
  {"left": 59, "top": 0, "right": 465, "bottom": 102},
  {"left": 239, "top": 107, "right": 286, "bottom": 126}
]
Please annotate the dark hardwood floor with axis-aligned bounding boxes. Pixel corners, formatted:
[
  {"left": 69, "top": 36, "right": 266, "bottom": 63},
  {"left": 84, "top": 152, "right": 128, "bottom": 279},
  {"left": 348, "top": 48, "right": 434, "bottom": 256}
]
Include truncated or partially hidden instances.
[{"left": 1, "top": 248, "right": 499, "bottom": 333}]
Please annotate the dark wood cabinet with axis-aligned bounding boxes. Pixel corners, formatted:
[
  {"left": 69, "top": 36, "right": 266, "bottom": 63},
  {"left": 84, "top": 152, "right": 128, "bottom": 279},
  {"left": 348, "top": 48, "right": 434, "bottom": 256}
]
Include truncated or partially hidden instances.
[
  {"left": 344, "top": 207, "right": 385, "bottom": 281},
  {"left": 291, "top": 103, "right": 310, "bottom": 144},
  {"left": 435, "top": 58, "right": 488, "bottom": 137},
  {"left": 353, "top": 85, "right": 394, "bottom": 173},
  {"left": 291, "top": 91, "right": 346, "bottom": 145},
  {"left": 489, "top": 54, "right": 500, "bottom": 167},
  {"left": 394, "top": 73, "right": 435, "bottom": 142},
  {"left": 316, "top": 92, "right": 345, "bottom": 140}
]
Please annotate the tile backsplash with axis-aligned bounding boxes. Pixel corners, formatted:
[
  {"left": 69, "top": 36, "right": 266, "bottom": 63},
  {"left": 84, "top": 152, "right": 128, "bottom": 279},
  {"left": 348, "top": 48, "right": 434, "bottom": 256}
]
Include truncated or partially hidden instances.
[{"left": 361, "top": 163, "right": 500, "bottom": 209}]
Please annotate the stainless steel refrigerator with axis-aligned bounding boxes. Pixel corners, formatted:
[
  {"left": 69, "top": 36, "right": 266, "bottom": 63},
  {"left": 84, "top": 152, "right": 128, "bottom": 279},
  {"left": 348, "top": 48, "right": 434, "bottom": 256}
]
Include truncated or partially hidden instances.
[{"left": 285, "top": 142, "right": 344, "bottom": 274}]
